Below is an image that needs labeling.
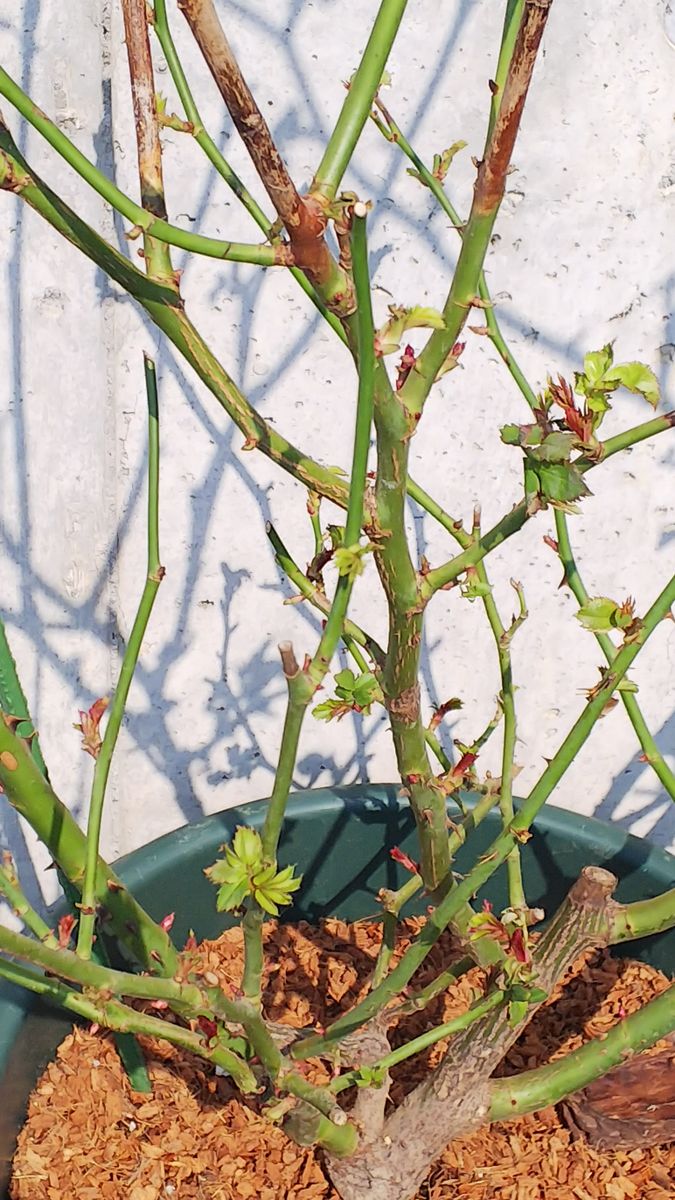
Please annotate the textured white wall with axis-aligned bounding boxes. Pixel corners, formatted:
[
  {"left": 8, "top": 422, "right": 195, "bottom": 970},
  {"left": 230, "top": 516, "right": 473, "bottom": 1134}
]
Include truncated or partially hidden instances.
[{"left": 1, "top": 0, "right": 674, "bottom": 906}]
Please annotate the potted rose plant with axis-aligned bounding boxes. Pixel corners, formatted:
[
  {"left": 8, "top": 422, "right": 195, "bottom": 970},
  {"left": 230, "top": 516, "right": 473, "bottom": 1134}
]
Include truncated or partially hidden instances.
[{"left": 0, "top": 1, "right": 674, "bottom": 1197}]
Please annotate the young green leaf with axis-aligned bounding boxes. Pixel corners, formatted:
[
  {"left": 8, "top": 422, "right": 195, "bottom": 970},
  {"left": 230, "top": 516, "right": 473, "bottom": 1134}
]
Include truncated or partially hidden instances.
[
  {"left": 530, "top": 461, "right": 591, "bottom": 510},
  {"left": 527, "top": 987, "right": 549, "bottom": 1004},
  {"left": 536, "top": 431, "right": 577, "bottom": 463},
  {"left": 576, "top": 596, "right": 638, "bottom": 634},
  {"left": 604, "top": 361, "right": 660, "bottom": 408},
  {"left": 334, "top": 668, "right": 357, "bottom": 697},
  {"left": 334, "top": 543, "right": 373, "bottom": 583},
  {"left": 232, "top": 826, "right": 265, "bottom": 869},
  {"left": 374, "top": 304, "right": 445, "bottom": 356},
  {"left": 582, "top": 343, "right": 614, "bottom": 385},
  {"left": 507, "top": 998, "right": 529, "bottom": 1027},
  {"left": 432, "top": 139, "right": 467, "bottom": 183},
  {"left": 312, "top": 699, "right": 350, "bottom": 722}
]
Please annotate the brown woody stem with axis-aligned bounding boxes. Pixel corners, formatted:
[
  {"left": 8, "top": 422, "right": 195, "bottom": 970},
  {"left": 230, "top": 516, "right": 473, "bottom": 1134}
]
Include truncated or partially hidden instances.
[
  {"left": 401, "top": 0, "right": 553, "bottom": 412},
  {"left": 178, "top": 0, "right": 353, "bottom": 310},
  {"left": 327, "top": 866, "right": 618, "bottom": 1200},
  {"left": 121, "top": 0, "right": 175, "bottom": 285}
]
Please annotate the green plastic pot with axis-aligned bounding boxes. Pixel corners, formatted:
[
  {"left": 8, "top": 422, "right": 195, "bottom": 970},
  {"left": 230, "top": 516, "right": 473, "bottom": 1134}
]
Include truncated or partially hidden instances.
[{"left": 1, "top": 784, "right": 674, "bottom": 1196}]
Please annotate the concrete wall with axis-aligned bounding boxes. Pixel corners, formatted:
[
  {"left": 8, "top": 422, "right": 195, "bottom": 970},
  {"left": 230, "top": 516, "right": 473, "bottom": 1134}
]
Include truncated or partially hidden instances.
[{"left": 1, "top": 0, "right": 674, "bottom": 906}]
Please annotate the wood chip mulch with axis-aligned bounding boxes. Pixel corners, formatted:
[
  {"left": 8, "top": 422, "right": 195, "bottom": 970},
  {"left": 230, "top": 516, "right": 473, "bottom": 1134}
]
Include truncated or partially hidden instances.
[{"left": 10, "top": 916, "right": 675, "bottom": 1200}]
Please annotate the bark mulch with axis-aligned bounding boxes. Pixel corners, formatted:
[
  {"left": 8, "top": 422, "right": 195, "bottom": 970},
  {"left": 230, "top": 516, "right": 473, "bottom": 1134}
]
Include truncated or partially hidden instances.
[{"left": 10, "top": 916, "right": 675, "bottom": 1200}]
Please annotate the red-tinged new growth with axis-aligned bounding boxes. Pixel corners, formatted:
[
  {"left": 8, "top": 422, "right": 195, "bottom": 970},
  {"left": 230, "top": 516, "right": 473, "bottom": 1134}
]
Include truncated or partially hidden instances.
[
  {"left": 396, "top": 344, "right": 417, "bottom": 391},
  {"left": 390, "top": 846, "right": 420, "bottom": 876},
  {"left": 73, "top": 698, "right": 109, "bottom": 759},
  {"left": 452, "top": 751, "right": 478, "bottom": 779},
  {"left": 469, "top": 900, "right": 529, "bottom": 964},
  {"left": 57, "top": 913, "right": 77, "bottom": 949}
]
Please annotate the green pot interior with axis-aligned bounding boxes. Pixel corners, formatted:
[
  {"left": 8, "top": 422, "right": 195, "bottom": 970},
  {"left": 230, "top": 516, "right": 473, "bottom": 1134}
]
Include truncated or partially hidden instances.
[{"left": 0, "top": 785, "right": 673, "bottom": 1195}]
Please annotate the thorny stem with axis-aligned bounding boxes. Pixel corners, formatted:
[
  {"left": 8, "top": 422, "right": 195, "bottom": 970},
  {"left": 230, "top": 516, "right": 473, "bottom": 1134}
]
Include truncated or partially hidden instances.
[
  {"left": 0, "top": 125, "right": 350, "bottom": 507},
  {"left": 240, "top": 906, "right": 265, "bottom": 1009},
  {"left": 399, "top": 105, "right": 675, "bottom": 815},
  {"left": 410, "top": 486, "right": 526, "bottom": 905},
  {"left": 371, "top": 363, "right": 453, "bottom": 892},
  {"left": 0, "top": 917, "right": 286, "bottom": 1085},
  {"left": 0, "top": 922, "right": 208, "bottom": 1011},
  {"left": 489, "top": 981, "right": 675, "bottom": 1121},
  {"left": 0, "top": 620, "right": 151, "bottom": 1088},
  {"left": 389, "top": 956, "right": 474, "bottom": 1020},
  {"left": 260, "top": 205, "right": 376, "bottom": 862},
  {"left": 373, "top": 518, "right": 452, "bottom": 893},
  {"left": 400, "top": 0, "right": 553, "bottom": 414},
  {"left": 371, "top": 98, "right": 538, "bottom": 412},
  {"left": 150, "top": 0, "right": 346, "bottom": 339},
  {"left": 555, "top": 510, "right": 675, "bottom": 803},
  {"left": 0, "top": 956, "right": 258, "bottom": 1092},
  {"left": 480, "top": 574, "right": 528, "bottom": 912},
  {"left": 292, "top": 570, "right": 675, "bottom": 1058},
  {"left": 266, "top": 522, "right": 462, "bottom": 773},
  {"left": 77, "top": 357, "right": 165, "bottom": 960},
  {"left": 330, "top": 990, "right": 505, "bottom": 1094},
  {"left": 599, "top": 413, "right": 675, "bottom": 460},
  {"left": 0, "top": 717, "right": 178, "bottom": 972},
  {"left": 420, "top": 410, "right": 675, "bottom": 597},
  {"left": 311, "top": 0, "right": 410, "bottom": 202},
  {"left": 371, "top": 873, "right": 421, "bottom": 990},
  {"left": 487, "top": 0, "right": 527, "bottom": 141},
  {"left": 0, "top": 856, "right": 57, "bottom": 946},
  {"left": 341, "top": 634, "right": 370, "bottom": 676},
  {"left": 266, "top": 521, "right": 384, "bottom": 664},
  {"left": 151, "top": 0, "right": 269, "bottom": 227},
  {"left": 370, "top": 789, "right": 505, "bottom": 989},
  {"left": 121, "top": 0, "right": 175, "bottom": 285},
  {"left": 0, "top": 67, "right": 285, "bottom": 266},
  {"left": 307, "top": 497, "right": 324, "bottom": 564},
  {"left": 178, "top": 0, "right": 352, "bottom": 310},
  {"left": 0, "top": 620, "right": 48, "bottom": 775},
  {"left": 242, "top": 207, "right": 376, "bottom": 1005}
]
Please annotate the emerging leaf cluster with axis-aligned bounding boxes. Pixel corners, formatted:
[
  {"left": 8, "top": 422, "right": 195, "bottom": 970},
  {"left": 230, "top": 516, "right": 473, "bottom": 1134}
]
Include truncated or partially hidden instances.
[
  {"left": 205, "top": 826, "right": 302, "bottom": 916},
  {"left": 406, "top": 139, "right": 467, "bottom": 186},
  {"left": 574, "top": 343, "right": 659, "bottom": 413},
  {"left": 374, "top": 304, "right": 445, "bottom": 357},
  {"left": 333, "top": 542, "right": 374, "bottom": 583},
  {"left": 501, "top": 345, "right": 660, "bottom": 515},
  {"left": 576, "top": 596, "right": 642, "bottom": 641},
  {"left": 313, "top": 668, "right": 383, "bottom": 722}
]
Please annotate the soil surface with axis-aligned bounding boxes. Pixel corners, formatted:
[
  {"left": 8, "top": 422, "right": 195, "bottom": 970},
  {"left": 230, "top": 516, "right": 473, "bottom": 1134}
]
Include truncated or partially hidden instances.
[{"left": 10, "top": 917, "right": 675, "bottom": 1200}]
